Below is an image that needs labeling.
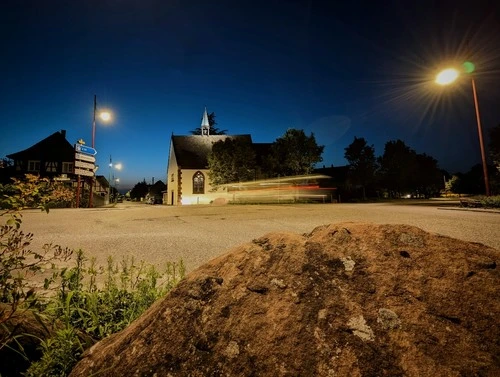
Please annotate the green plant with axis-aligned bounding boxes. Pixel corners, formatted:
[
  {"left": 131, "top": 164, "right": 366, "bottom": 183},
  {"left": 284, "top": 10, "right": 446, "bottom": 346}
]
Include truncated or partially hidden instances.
[
  {"left": 480, "top": 195, "right": 500, "bottom": 208},
  {"left": 25, "top": 252, "right": 185, "bottom": 376},
  {"left": 1, "top": 174, "right": 185, "bottom": 376},
  {"left": 24, "top": 327, "right": 84, "bottom": 377}
]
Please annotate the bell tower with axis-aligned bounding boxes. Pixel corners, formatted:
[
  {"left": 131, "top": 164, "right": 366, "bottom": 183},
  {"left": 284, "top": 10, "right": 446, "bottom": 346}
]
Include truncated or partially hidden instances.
[{"left": 201, "top": 107, "right": 210, "bottom": 136}]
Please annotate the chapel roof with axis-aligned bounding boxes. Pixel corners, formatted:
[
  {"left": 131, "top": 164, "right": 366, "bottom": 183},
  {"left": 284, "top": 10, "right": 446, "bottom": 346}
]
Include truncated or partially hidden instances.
[{"left": 171, "top": 134, "right": 253, "bottom": 169}]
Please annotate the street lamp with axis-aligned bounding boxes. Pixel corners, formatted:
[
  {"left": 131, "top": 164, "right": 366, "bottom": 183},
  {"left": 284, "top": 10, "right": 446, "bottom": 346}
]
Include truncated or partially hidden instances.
[
  {"left": 108, "top": 155, "right": 123, "bottom": 203},
  {"left": 91, "top": 95, "right": 112, "bottom": 150},
  {"left": 435, "top": 64, "right": 490, "bottom": 196},
  {"left": 89, "top": 95, "right": 112, "bottom": 207}
]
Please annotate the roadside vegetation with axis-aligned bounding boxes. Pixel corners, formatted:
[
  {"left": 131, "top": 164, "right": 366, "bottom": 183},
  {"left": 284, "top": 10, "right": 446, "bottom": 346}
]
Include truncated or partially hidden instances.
[{"left": 0, "top": 175, "right": 184, "bottom": 376}]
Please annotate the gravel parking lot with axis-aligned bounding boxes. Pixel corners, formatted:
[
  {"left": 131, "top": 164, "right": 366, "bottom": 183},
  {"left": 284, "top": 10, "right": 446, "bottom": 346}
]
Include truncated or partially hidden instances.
[{"left": 19, "top": 201, "right": 500, "bottom": 274}]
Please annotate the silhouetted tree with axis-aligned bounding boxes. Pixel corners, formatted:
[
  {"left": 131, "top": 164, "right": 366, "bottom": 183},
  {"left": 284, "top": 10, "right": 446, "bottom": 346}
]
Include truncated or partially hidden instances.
[
  {"left": 130, "top": 180, "right": 150, "bottom": 200},
  {"left": 488, "top": 124, "right": 500, "bottom": 171},
  {"left": 190, "top": 112, "right": 227, "bottom": 135},
  {"left": 413, "top": 153, "right": 443, "bottom": 198},
  {"left": 378, "top": 140, "right": 418, "bottom": 197},
  {"left": 344, "top": 137, "right": 378, "bottom": 199},
  {"left": 208, "top": 138, "right": 256, "bottom": 187},
  {"left": 267, "top": 129, "right": 324, "bottom": 176}
]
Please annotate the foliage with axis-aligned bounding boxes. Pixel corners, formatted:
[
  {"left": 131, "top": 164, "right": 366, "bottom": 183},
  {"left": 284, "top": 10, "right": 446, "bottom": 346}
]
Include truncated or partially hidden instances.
[
  {"left": 190, "top": 112, "right": 227, "bottom": 135},
  {"left": 208, "top": 138, "right": 257, "bottom": 187},
  {"left": 148, "top": 180, "right": 166, "bottom": 200},
  {"left": 479, "top": 195, "right": 500, "bottom": 208},
  {"left": 1, "top": 174, "right": 74, "bottom": 348},
  {"left": 377, "top": 140, "right": 443, "bottom": 198},
  {"left": 268, "top": 129, "right": 324, "bottom": 176},
  {"left": 0, "top": 174, "right": 185, "bottom": 376},
  {"left": 129, "top": 180, "right": 150, "bottom": 200},
  {"left": 413, "top": 153, "right": 443, "bottom": 198},
  {"left": 0, "top": 174, "right": 74, "bottom": 212},
  {"left": 49, "top": 250, "right": 185, "bottom": 340},
  {"left": 24, "top": 251, "right": 185, "bottom": 376},
  {"left": 377, "top": 140, "right": 417, "bottom": 197},
  {"left": 445, "top": 175, "right": 460, "bottom": 194},
  {"left": 24, "top": 327, "right": 84, "bottom": 377},
  {"left": 488, "top": 124, "right": 500, "bottom": 171},
  {"left": 344, "top": 137, "right": 378, "bottom": 199}
]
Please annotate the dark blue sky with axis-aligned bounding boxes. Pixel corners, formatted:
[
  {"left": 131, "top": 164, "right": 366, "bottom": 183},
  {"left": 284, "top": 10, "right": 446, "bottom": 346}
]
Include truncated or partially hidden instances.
[{"left": 1, "top": 0, "right": 499, "bottom": 190}]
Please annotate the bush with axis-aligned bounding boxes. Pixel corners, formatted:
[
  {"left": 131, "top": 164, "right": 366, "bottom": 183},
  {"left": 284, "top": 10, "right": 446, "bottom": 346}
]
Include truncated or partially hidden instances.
[
  {"left": 480, "top": 195, "right": 500, "bottom": 208},
  {"left": 1, "top": 174, "right": 185, "bottom": 376},
  {"left": 25, "top": 252, "right": 185, "bottom": 376}
]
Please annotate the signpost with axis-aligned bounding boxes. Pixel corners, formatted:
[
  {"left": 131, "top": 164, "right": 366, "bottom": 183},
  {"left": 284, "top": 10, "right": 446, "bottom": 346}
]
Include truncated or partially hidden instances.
[
  {"left": 74, "top": 143, "right": 98, "bottom": 208},
  {"left": 75, "top": 153, "right": 96, "bottom": 163},
  {"left": 75, "top": 144, "right": 97, "bottom": 155}
]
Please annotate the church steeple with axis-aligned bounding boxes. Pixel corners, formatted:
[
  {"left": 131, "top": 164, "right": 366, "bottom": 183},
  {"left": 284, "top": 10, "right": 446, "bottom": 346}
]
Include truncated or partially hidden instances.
[{"left": 201, "top": 107, "right": 210, "bottom": 136}]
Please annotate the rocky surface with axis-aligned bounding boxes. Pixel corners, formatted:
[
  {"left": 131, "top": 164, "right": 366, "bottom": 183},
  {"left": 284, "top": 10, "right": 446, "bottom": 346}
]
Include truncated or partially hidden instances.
[{"left": 69, "top": 222, "right": 500, "bottom": 376}]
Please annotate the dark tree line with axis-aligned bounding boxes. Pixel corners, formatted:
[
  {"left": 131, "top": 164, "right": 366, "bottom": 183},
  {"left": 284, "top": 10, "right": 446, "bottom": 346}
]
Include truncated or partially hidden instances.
[
  {"left": 129, "top": 179, "right": 166, "bottom": 201},
  {"left": 343, "top": 137, "right": 444, "bottom": 199},
  {"left": 343, "top": 128, "right": 500, "bottom": 199},
  {"left": 208, "top": 129, "right": 324, "bottom": 187},
  {"left": 196, "top": 111, "right": 500, "bottom": 197}
]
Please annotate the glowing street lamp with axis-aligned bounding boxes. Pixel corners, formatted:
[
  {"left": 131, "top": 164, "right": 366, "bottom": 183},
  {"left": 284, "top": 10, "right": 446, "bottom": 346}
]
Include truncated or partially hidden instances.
[
  {"left": 435, "top": 68, "right": 459, "bottom": 85},
  {"left": 89, "top": 95, "right": 113, "bottom": 208},
  {"left": 435, "top": 63, "right": 490, "bottom": 196}
]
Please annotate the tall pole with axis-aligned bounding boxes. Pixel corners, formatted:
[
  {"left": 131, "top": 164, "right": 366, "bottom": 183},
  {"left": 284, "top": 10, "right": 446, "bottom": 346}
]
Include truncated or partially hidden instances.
[
  {"left": 108, "top": 155, "right": 112, "bottom": 204},
  {"left": 471, "top": 78, "right": 490, "bottom": 196},
  {"left": 92, "top": 94, "right": 96, "bottom": 149},
  {"left": 89, "top": 95, "right": 97, "bottom": 208}
]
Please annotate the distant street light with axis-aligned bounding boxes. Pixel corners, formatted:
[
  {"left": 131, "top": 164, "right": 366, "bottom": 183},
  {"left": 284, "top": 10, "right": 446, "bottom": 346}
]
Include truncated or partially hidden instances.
[
  {"left": 435, "top": 63, "right": 490, "bottom": 196},
  {"left": 108, "top": 155, "right": 123, "bottom": 203}
]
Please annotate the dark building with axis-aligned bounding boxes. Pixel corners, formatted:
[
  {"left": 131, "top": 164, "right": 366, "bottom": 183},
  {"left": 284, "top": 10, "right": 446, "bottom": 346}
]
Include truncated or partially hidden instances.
[
  {"left": 6, "top": 130, "right": 75, "bottom": 179},
  {"left": 3, "top": 130, "right": 110, "bottom": 206}
]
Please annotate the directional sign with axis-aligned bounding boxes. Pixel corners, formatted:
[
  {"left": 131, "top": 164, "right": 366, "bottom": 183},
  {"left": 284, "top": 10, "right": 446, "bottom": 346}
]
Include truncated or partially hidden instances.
[
  {"left": 75, "top": 160, "right": 96, "bottom": 170},
  {"left": 75, "top": 153, "right": 96, "bottom": 163},
  {"left": 75, "top": 144, "right": 97, "bottom": 156},
  {"left": 74, "top": 168, "right": 95, "bottom": 177}
]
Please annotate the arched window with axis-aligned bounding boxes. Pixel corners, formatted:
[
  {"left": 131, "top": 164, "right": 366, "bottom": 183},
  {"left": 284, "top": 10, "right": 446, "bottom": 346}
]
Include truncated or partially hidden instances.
[{"left": 193, "top": 171, "right": 205, "bottom": 194}]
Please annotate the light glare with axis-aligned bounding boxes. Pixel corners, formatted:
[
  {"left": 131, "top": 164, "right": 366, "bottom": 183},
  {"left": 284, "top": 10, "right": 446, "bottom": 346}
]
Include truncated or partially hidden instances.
[
  {"left": 99, "top": 111, "right": 111, "bottom": 121},
  {"left": 435, "top": 68, "right": 459, "bottom": 85}
]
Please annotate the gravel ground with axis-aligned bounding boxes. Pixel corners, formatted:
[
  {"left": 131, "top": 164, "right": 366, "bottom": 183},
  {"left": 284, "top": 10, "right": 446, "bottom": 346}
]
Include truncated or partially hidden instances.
[{"left": 19, "top": 201, "right": 500, "bottom": 274}]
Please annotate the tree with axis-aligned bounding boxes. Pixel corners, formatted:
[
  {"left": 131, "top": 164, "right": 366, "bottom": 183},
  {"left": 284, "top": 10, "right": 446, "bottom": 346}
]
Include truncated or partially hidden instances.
[
  {"left": 267, "top": 129, "right": 324, "bottom": 176},
  {"left": 377, "top": 140, "right": 418, "bottom": 197},
  {"left": 129, "top": 180, "right": 150, "bottom": 200},
  {"left": 488, "top": 124, "right": 500, "bottom": 172},
  {"left": 344, "top": 137, "right": 378, "bottom": 199},
  {"left": 413, "top": 153, "right": 443, "bottom": 198},
  {"left": 207, "top": 138, "right": 256, "bottom": 187},
  {"left": 190, "top": 112, "right": 227, "bottom": 135}
]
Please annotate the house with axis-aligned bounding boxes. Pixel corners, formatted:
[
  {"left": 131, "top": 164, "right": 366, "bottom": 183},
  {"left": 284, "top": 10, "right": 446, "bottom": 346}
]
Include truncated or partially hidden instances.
[
  {"left": 4, "top": 129, "right": 111, "bottom": 207},
  {"left": 166, "top": 109, "right": 255, "bottom": 205},
  {"left": 6, "top": 130, "right": 76, "bottom": 179}
]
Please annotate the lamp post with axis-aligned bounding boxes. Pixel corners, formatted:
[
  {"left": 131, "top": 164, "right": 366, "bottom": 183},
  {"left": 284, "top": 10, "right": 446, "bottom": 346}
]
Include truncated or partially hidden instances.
[
  {"left": 435, "top": 66, "right": 490, "bottom": 196},
  {"left": 89, "top": 95, "right": 112, "bottom": 207},
  {"left": 108, "top": 155, "right": 122, "bottom": 203}
]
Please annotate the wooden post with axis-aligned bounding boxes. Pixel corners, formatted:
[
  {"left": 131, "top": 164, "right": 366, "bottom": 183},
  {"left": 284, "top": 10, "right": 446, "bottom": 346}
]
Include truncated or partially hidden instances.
[{"left": 76, "top": 175, "right": 81, "bottom": 208}]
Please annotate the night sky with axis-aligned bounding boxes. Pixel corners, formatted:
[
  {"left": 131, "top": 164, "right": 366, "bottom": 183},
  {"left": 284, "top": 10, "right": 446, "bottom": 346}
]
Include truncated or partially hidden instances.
[{"left": 1, "top": 0, "right": 499, "bottom": 190}]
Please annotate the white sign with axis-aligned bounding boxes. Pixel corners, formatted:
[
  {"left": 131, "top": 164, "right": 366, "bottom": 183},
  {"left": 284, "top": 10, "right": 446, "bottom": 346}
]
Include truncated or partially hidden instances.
[
  {"left": 74, "top": 168, "right": 95, "bottom": 177},
  {"left": 75, "top": 160, "right": 95, "bottom": 170},
  {"left": 75, "top": 153, "right": 96, "bottom": 163}
]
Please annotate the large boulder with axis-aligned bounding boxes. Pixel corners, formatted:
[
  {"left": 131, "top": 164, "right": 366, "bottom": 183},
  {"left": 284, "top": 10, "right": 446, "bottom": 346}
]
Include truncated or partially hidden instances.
[{"left": 70, "top": 223, "right": 500, "bottom": 376}]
